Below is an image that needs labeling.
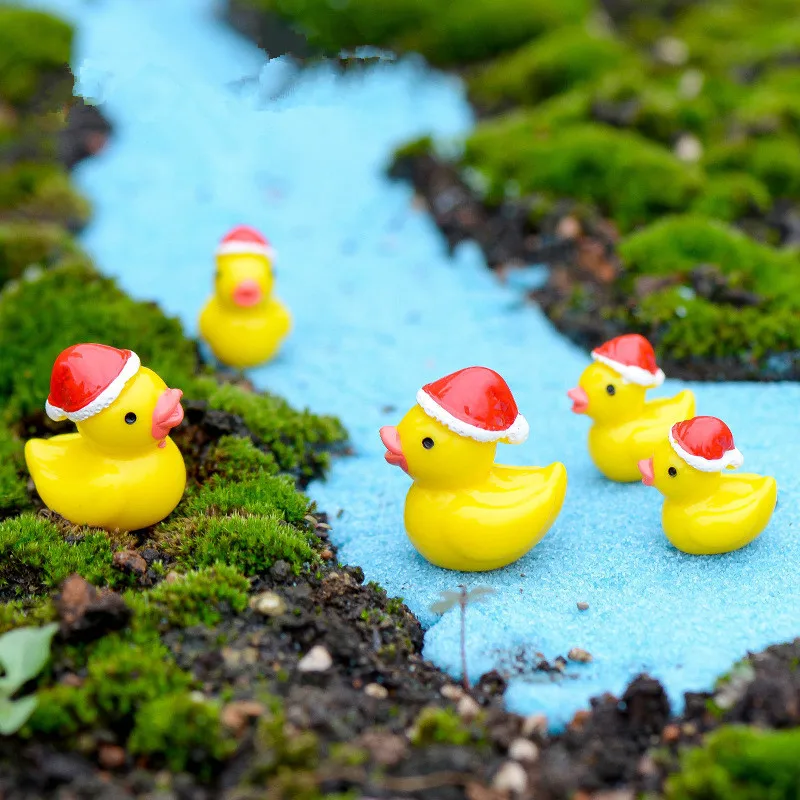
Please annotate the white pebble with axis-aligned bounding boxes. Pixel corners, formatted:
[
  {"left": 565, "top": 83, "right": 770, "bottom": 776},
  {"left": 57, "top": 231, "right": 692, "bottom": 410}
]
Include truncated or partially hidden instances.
[
  {"left": 655, "top": 36, "right": 689, "bottom": 65},
  {"left": 675, "top": 134, "right": 703, "bottom": 163},
  {"left": 492, "top": 761, "right": 528, "bottom": 794},
  {"left": 457, "top": 694, "right": 481, "bottom": 721},
  {"left": 250, "top": 591, "right": 286, "bottom": 616},
  {"left": 364, "top": 683, "right": 388, "bottom": 699},
  {"left": 522, "top": 713, "right": 548, "bottom": 737},
  {"left": 297, "top": 645, "right": 332, "bottom": 672},
  {"left": 440, "top": 684, "right": 464, "bottom": 701},
  {"left": 509, "top": 737, "right": 539, "bottom": 763}
]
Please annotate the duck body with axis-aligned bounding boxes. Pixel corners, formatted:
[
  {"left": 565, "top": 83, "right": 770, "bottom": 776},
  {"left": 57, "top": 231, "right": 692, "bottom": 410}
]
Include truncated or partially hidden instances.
[
  {"left": 25, "top": 434, "right": 186, "bottom": 531},
  {"left": 661, "top": 473, "right": 777, "bottom": 555},
  {"left": 199, "top": 228, "right": 291, "bottom": 369},
  {"left": 639, "top": 416, "right": 778, "bottom": 555},
  {"left": 199, "top": 295, "right": 291, "bottom": 369},
  {"left": 569, "top": 356, "right": 695, "bottom": 482},
  {"left": 587, "top": 389, "right": 696, "bottom": 482},
  {"left": 381, "top": 367, "right": 567, "bottom": 573},
  {"left": 25, "top": 346, "right": 187, "bottom": 532},
  {"left": 404, "top": 462, "right": 567, "bottom": 571}
]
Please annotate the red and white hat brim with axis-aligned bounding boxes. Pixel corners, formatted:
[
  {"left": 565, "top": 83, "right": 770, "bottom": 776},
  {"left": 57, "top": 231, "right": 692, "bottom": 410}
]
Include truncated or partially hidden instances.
[
  {"left": 591, "top": 352, "right": 665, "bottom": 387},
  {"left": 668, "top": 428, "right": 744, "bottom": 472},
  {"left": 216, "top": 241, "right": 274, "bottom": 259},
  {"left": 45, "top": 352, "right": 141, "bottom": 423},
  {"left": 416, "top": 389, "right": 529, "bottom": 444}
]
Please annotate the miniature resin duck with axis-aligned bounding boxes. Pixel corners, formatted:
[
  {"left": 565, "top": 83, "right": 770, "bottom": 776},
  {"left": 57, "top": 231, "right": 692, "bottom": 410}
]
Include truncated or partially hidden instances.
[
  {"left": 638, "top": 416, "right": 777, "bottom": 555},
  {"left": 380, "top": 367, "right": 567, "bottom": 572},
  {"left": 567, "top": 334, "right": 695, "bottom": 482},
  {"left": 25, "top": 343, "right": 186, "bottom": 531},
  {"left": 199, "top": 225, "right": 291, "bottom": 369}
]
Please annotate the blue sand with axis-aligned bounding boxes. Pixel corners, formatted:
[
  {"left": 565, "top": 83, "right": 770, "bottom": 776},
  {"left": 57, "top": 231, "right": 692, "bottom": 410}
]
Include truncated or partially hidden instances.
[{"left": 23, "top": 0, "right": 800, "bottom": 730}]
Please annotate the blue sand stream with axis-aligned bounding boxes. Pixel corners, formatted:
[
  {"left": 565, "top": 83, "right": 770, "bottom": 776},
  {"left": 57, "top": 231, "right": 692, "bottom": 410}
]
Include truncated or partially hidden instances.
[{"left": 23, "top": 0, "right": 800, "bottom": 730}]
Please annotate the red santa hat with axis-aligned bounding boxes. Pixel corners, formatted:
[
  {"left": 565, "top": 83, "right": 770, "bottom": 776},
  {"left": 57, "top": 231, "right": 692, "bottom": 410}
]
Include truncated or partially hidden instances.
[
  {"left": 215, "top": 225, "right": 274, "bottom": 259},
  {"left": 591, "top": 334, "right": 665, "bottom": 387},
  {"left": 669, "top": 416, "right": 744, "bottom": 472},
  {"left": 45, "top": 343, "right": 141, "bottom": 423},
  {"left": 416, "top": 367, "right": 529, "bottom": 444}
]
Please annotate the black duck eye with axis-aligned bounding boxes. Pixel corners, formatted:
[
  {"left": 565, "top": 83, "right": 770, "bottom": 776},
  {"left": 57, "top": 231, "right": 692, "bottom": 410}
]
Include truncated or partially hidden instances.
[
  {"left": 668, "top": 466, "right": 677, "bottom": 477},
  {"left": 422, "top": 437, "right": 434, "bottom": 450},
  {"left": 606, "top": 385, "right": 616, "bottom": 396},
  {"left": 125, "top": 412, "right": 137, "bottom": 425}
]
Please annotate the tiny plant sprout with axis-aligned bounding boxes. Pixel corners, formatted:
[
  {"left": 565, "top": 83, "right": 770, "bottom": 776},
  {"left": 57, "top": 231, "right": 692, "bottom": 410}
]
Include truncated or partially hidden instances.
[
  {"left": 430, "top": 585, "right": 496, "bottom": 693},
  {"left": 0, "top": 622, "right": 59, "bottom": 735}
]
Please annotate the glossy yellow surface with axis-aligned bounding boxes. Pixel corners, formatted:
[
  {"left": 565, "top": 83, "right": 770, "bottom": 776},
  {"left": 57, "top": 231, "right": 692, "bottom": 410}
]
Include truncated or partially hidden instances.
[
  {"left": 199, "top": 252, "right": 291, "bottom": 369},
  {"left": 648, "top": 439, "right": 778, "bottom": 555},
  {"left": 24, "top": 368, "right": 186, "bottom": 531},
  {"left": 396, "top": 406, "right": 567, "bottom": 571},
  {"left": 579, "top": 362, "right": 695, "bottom": 482}
]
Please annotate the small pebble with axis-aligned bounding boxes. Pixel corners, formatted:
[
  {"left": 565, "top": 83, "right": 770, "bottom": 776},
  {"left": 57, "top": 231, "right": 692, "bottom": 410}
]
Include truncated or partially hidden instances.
[
  {"left": 568, "top": 647, "right": 593, "bottom": 663},
  {"left": 97, "top": 744, "right": 126, "bottom": 769},
  {"left": 457, "top": 694, "right": 481, "bottom": 721},
  {"left": 164, "top": 571, "right": 181, "bottom": 584},
  {"left": 364, "top": 683, "right": 388, "bottom": 699},
  {"left": 522, "top": 713, "right": 548, "bottom": 737},
  {"left": 440, "top": 684, "right": 464, "bottom": 701},
  {"left": 508, "top": 738, "right": 539, "bottom": 763},
  {"left": 655, "top": 36, "right": 689, "bottom": 65},
  {"left": 250, "top": 591, "right": 286, "bottom": 617},
  {"left": 675, "top": 133, "right": 703, "bottom": 163},
  {"left": 662, "top": 723, "right": 680, "bottom": 743},
  {"left": 577, "top": 601, "right": 589, "bottom": 611},
  {"left": 492, "top": 761, "right": 528, "bottom": 795},
  {"left": 321, "top": 549, "right": 334, "bottom": 561},
  {"left": 298, "top": 645, "right": 333, "bottom": 673},
  {"left": 221, "top": 700, "right": 265, "bottom": 734}
]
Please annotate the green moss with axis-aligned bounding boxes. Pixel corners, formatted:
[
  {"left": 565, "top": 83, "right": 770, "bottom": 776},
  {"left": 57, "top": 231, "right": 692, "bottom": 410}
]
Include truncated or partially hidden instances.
[
  {"left": 184, "top": 473, "right": 309, "bottom": 523},
  {"left": 160, "top": 513, "right": 318, "bottom": 576},
  {"left": 632, "top": 287, "right": 800, "bottom": 361},
  {"left": 691, "top": 173, "right": 771, "bottom": 222},
  {"left": 464, "top": 122, "right": 701, "bottom": 229},
  {"left": 470, "top": 25, "right": 637, "bottom": 110},
  {"left": 705, "top": 136, "right": 800, "bottom": 200},
  {"left": 0, "top": 7, "right": 73, "bottom": 107},
  {"left": 0, "top": 163, "right": 91, "bottom": 229},
  {"left": 618, "top": 215, "right": 800, "bottom": 298},
  {"left": 244, "top": 0, "right": 592, "bottom": 66},
  {"left": 0, "top": 514, "right": 123, "bottom": 595},
  {"left": 665, "top": 726, "right": 800, "bottom": 800},
  {"left": 0, "top": 222, "right": 81, "bottom": 287},
  {"left": 193, "top": 380, "right": 345, "bottom": 480},
  {"left": 0, "top": 424, "right": 29, "bottom": 518},
  {"left": 204, "top": 435, "right": 279, "bottom": 481},
  {"left": 0, "top": 262, "right": 198, "bottom": 422},
  {"left": 734, "top": 68, "right": 800, "bottom": 137},
  {"left": 128, "top": 565, "right": 250, "bottom": 628},
  {"left": 128, "top": 693, "right": 236, "bottom": 775},
  {"left": 410, "top": 707, "right": 478, "bottom": 747},
  {"left": 0, "top": 597, "right": 55, "bottom": 634}
]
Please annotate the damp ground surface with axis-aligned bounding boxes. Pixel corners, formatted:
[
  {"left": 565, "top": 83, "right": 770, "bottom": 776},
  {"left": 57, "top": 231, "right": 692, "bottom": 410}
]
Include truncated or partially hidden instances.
[{"left": 19, "top": 0, "right": 800, "bottom": 730}]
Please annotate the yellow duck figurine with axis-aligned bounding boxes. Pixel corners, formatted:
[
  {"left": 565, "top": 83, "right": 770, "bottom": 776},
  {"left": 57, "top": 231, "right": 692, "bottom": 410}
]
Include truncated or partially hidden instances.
[
  {"left": 567, "top": 334, "right": 695, "bottom": 482},
  {"left": 638, "top": 415, "right": 777, "bottom": 555},
  {"left": 25, "top": 343, "right": 186, "bottom": 531},
  {"left": 199, "top": 225, "right": 291, "bottom": 369},
  {"left": 380, "top": 367, "right": 567, "bottom": 572}
]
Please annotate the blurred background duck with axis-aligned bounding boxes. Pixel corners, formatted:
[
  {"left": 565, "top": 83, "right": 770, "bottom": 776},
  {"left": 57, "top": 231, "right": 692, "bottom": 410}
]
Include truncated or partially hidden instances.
[
  {"left": 568, "top": 334, "right": 695, "bottom": 482},
  {"left": 638, "top": 416, "right": 777, "bottom": 555},
  {"left": 380, "top": 367, "right": 567, "bottom": 572},
  {"left": 199, "top": 225, "right": 291, "bottom": 369},
  {"left": 25, "top": 343, "right": 186, "bottom": 531}
]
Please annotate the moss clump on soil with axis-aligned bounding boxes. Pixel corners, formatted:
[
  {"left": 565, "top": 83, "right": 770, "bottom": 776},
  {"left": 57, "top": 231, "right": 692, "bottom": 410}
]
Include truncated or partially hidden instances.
[
  {"left": 0, "top": 7, "right": 72, "bottom": 107},
  {"left": 238, "top": 0, "right": 592, "bottom": 66},
  {"left": 469, "top": 25, "right": 638, "bottom": 111},
  {"left": 0, "top": 222, "right": 81, "bottom": 287},
  {"left": 464, "top": 122, "right": 701, "bottom": 230},
  {"left": 665, "top": 726, "right": 800, "bottom": 799},
  {"left": 618, "top": 215, "right": 800, "bottom": 299},
  {"left": 691, "top": 173, "right": 771, "bottom": 222},
  {"left": 409, "top": 706, "right": 481, "bottom": 747}
]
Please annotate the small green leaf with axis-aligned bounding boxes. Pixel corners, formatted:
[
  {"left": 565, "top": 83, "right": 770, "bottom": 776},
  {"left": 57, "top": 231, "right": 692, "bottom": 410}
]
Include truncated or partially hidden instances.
[
  {"left": 0, "top": 623, "right": 58, "bottom": 697},
  {"left": 0, "top": 695, "right": 38, "bottom": 735}
]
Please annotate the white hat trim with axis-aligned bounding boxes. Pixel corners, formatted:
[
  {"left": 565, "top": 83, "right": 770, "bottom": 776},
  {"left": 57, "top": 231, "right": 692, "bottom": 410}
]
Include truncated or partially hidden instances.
[
  {"left": 591, "top": 352, "right": 665, "bottom": 387},
  {"left": 416, "top": 389, "right": 529, "bottom": 444},
  {"left": 668, "top": 428, "right": 744, "bottom": 472},
  {"left": 45, "top": 352, "right": 141, "bottom": 423},
  {"left": 216, "top": 241, "right": 274, "bottom": 258}
]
